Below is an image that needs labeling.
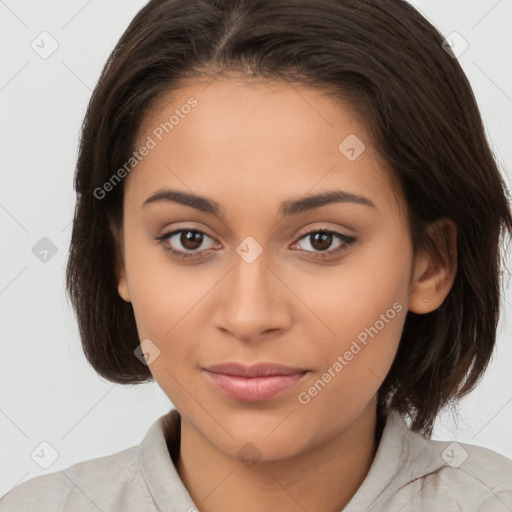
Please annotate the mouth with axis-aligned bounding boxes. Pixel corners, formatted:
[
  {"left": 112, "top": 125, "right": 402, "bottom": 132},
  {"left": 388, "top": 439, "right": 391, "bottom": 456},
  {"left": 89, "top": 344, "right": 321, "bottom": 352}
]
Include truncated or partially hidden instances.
[{"left": 202, "top": 362, "right": 309, "bottom": 402}]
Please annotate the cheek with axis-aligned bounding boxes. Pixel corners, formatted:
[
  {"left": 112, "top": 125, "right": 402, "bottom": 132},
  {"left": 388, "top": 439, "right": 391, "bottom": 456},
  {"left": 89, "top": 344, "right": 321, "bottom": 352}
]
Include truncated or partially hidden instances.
[
  {"left": 294, "top": 298, "right": 406, "bottom": 435},
  {"left": 125, "top": 261, "right": 202, "bottom": 404},
  {"left": 292, "top": 232, "right": 410, "bottom": 400},
  {"left": 286, "top": 227, "right": 411, "bottom": 337},
  {"left": 123, "top": 227, "right": 202, "bottom": 331},
  {"left": 304, "top": 297, "right": 405, "bottom": 400},
  {"left": 123, "top": 235, "right": 224, "bottom": 393}
]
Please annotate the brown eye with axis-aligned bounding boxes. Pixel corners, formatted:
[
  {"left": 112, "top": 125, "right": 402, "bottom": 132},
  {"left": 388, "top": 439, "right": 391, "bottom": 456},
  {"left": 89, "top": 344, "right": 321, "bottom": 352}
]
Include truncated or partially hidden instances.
[
  {"left": 179, "top": 230, "right": 204, "bottom": 250},
  {"left": 309, "top": 232, "right": 334, "bottom": 251},
  {"left": 292, "top": 229, "right": 356, "bottom": 258},
  {"left": 154, "top": 229, "right": 218, "bottom": 260}
]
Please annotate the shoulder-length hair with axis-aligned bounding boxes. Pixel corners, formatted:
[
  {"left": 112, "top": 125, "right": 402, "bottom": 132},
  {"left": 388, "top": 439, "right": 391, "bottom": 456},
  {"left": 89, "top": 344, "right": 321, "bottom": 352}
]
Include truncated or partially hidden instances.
[{"left": 65, "top": 0, "right": 512, "bottom": 436}]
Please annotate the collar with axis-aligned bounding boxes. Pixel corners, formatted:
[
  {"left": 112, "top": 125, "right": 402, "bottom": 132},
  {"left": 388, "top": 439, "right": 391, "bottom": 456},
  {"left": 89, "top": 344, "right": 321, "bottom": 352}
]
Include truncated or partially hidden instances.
[
  {"left": 138, "top": 408, "right": 196, "bottom": 511},
  {"left": 138, "top": 408, "right": 445, "bottom": 511}
]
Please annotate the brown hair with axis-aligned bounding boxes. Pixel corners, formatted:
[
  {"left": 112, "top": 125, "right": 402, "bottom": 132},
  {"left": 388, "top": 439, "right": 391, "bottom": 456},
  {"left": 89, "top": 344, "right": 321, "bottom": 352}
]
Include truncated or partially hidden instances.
[{"left": 65, "top": 0, "right": 512, "bottom": 436}]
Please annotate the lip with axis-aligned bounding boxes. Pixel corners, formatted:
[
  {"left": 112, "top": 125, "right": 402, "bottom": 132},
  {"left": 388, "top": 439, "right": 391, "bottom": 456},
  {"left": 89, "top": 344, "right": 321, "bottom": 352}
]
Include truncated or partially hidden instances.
[
  {"left": 203, "top": 362, "right": 309, "bottom": 377},
  {"left": 202, "top": 362, "right": 309, "bottom": 402}
]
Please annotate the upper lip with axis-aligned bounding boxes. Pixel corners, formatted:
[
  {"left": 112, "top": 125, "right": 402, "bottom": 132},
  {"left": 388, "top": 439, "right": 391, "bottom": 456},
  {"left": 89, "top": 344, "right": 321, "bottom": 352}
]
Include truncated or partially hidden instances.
[{"left": 203, "top": 362, "right": 308, "bottom": 377}]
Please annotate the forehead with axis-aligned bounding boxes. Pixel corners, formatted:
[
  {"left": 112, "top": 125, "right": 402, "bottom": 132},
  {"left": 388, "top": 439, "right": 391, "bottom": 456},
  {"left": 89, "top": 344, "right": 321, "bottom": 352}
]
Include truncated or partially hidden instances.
[{"left": 125, "top": 77, "right": 399, "bottom": 217}]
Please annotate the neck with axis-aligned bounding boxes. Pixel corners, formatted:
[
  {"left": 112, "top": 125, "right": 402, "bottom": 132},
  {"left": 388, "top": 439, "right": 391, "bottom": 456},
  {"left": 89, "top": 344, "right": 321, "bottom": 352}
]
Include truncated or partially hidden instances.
[{"left": 174, "top": 398, "right": 382, "bottom": 512}]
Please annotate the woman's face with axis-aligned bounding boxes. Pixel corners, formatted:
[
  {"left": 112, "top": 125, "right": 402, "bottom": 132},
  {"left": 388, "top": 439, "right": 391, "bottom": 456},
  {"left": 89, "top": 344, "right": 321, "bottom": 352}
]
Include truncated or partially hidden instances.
[{"left": 115, "top": 77, "right": 421, "bottom": 460}]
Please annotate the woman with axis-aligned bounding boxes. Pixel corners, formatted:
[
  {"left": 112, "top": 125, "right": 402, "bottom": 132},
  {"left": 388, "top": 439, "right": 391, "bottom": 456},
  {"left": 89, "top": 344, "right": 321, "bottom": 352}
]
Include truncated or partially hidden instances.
[{"left": 2, "top": 0, "right": 511, "bottom": 510}]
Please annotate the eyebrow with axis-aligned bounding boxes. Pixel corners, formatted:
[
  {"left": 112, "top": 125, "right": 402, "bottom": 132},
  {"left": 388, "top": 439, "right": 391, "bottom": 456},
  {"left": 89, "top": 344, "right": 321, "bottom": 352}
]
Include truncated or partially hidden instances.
[{"left": 142, "top": 188, "right": 376, "bottom": 217}]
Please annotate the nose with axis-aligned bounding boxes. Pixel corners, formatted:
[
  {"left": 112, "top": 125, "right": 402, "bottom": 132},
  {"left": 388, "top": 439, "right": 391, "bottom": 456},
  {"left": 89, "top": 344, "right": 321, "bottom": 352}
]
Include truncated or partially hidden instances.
[{"left": 212, "top": 248, "right": 293, "bottom": 343}]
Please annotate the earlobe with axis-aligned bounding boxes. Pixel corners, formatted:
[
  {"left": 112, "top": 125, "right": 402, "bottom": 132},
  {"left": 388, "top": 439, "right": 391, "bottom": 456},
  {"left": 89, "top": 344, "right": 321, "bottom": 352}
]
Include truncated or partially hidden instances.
[
  {"left": 109, "top": 216, "right": 131, "bottom": 303},
  {"left": 408, "top": 219, "right": 457, "bottom": 314},
  {"left": 117, "top": 266, "right": 131, "bottom": 303}
]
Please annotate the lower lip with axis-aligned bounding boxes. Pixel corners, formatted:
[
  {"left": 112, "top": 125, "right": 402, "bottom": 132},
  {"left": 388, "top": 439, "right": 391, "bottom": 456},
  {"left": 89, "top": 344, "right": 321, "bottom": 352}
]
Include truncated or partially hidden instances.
[{"left": 203, "top": 370, "right": 308, "bottom": 402}]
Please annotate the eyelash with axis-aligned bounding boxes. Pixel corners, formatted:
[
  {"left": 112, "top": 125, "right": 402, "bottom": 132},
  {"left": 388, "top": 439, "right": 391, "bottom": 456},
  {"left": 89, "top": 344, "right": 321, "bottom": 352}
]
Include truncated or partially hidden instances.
[{"left": 153, "top": 228, "right": 356, "bottom": 261}]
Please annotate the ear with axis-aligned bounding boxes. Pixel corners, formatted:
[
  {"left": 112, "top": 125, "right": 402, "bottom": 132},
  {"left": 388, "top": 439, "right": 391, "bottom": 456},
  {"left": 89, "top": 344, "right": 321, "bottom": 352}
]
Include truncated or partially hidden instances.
[
  {"left": 408, "top": 218, "right": 457, "bottom": 314},
  {"left": 108, "top": 216, "right": 131, "bottom": 303}
]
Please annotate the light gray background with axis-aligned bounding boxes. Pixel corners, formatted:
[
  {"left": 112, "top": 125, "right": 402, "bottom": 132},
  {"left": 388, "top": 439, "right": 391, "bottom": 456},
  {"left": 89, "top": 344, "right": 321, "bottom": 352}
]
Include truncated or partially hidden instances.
[{"left": 1, "top": 0, "right": 511, "bottom": 498}]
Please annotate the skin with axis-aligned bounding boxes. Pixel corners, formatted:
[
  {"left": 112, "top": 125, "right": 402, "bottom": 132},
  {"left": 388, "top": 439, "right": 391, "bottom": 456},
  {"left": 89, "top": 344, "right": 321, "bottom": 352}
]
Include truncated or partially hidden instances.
[{"left": 113, "top": 76, "right": 457, "bottom": 512}]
